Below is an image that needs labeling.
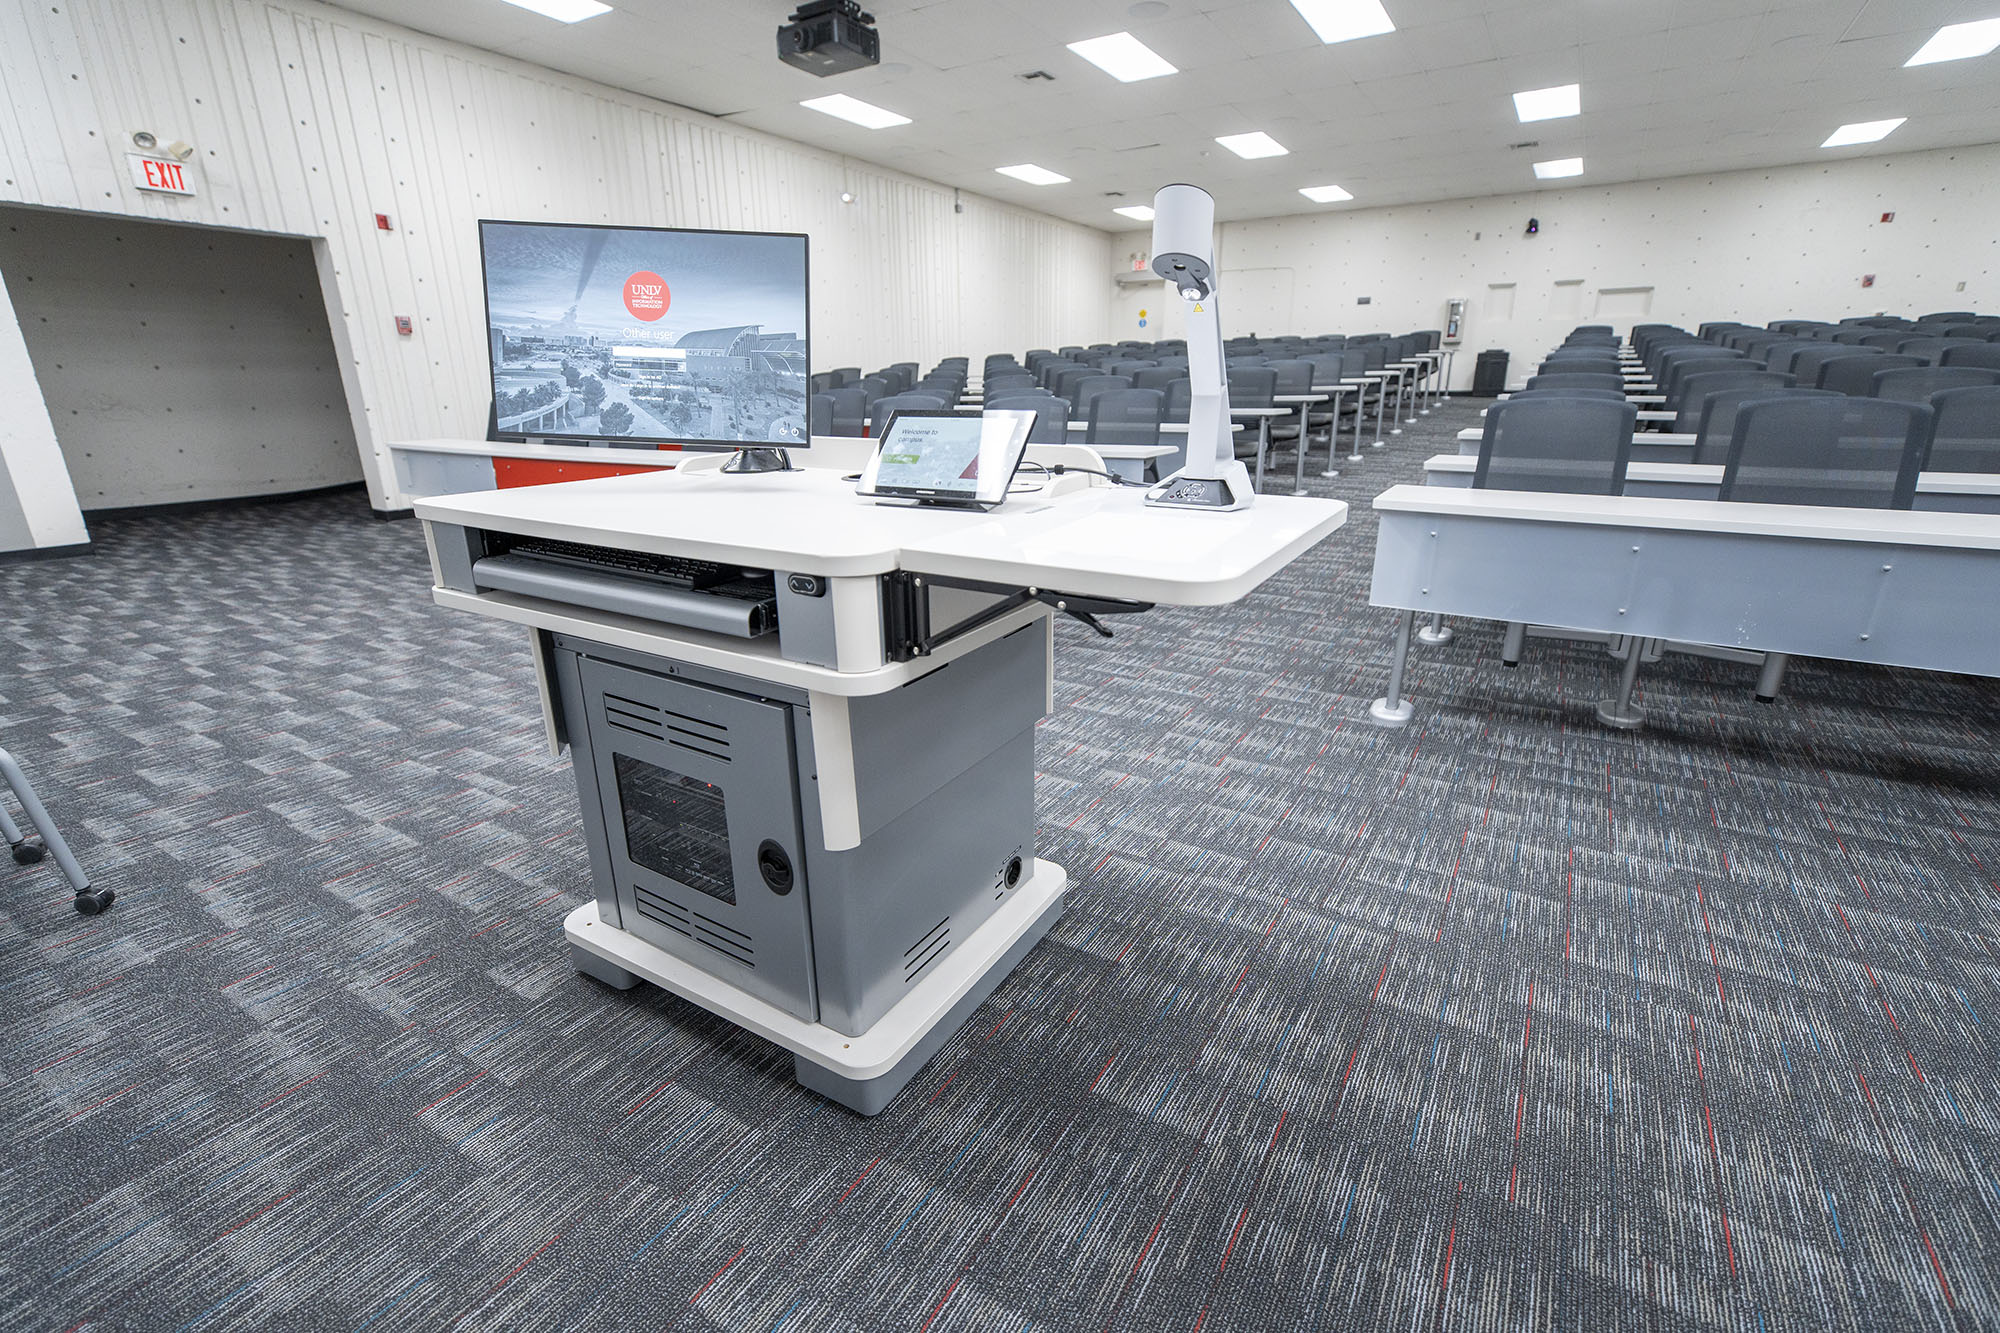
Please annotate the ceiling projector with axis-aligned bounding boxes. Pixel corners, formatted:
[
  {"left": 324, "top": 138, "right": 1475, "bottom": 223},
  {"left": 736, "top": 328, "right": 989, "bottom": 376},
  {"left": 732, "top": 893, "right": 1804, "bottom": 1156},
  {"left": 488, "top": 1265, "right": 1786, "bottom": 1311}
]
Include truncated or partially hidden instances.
[{"left": 777, "top": 0, "right": 881, "bottom": 76}]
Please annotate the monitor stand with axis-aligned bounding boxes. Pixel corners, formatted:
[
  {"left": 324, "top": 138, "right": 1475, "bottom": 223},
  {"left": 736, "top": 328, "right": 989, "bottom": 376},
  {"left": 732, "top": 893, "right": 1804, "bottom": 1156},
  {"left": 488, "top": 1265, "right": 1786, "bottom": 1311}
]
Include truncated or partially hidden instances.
[{"left": 721, "top": 447, "right": 796, "bottom": 473}]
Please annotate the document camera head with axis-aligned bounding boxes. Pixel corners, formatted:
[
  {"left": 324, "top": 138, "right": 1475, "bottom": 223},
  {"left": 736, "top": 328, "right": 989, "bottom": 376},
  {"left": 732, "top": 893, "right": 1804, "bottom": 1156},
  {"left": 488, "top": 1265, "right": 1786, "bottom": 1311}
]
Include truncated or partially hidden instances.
[{"left": 1151, "top": 183, "right": 1217, "bottom": 300}]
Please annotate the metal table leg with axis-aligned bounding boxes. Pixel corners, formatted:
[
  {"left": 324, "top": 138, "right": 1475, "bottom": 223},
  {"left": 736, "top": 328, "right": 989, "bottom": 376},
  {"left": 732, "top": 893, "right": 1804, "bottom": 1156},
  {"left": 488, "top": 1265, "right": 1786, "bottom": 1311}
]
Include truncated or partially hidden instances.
[
  {"left": 1294, "top": 399, "right": 1321, "bottom": 493},
  {"left": 1373, "top": 377, "right": 1389, "bottom": 447},
  {"left": 1594, "top": 639, "right": 1649, "bottom": 730},
  {"left": 1755, "top": 652, "right": 1791, "bottom": 703},
  {"left": 1350, "top": 383, "right": 1370, "bottom": 461},
  {"left": 1370, "top": 610, "right": 1417, "bottom": 728},
  {"left": 1320, "top": 388, "right": 1347, "bottom": 477},
  {"left": 1417, "top": 611, "right": 1453, "bottom": 646}
]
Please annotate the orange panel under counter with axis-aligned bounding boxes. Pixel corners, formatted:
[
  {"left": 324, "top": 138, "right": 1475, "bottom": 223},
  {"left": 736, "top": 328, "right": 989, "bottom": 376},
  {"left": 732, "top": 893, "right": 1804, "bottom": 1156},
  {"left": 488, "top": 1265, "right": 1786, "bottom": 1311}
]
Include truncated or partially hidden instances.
[{"left": 493, "top": 454, "right": 679, "bottom": 488}]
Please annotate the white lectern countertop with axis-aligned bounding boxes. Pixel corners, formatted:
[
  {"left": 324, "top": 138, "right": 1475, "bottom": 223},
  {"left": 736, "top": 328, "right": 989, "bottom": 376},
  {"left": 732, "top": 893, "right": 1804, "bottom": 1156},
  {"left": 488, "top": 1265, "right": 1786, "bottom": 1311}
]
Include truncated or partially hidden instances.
[{"left": 415, "top": 467, "right": 1347, "bottom": 605}]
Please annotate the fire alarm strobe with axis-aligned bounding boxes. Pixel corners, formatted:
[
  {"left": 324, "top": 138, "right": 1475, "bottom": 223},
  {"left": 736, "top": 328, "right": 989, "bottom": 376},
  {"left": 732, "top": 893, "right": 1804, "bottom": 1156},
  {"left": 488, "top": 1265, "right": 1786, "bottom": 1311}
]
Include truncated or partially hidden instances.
[{"left": 777, "top": 0, "right": 880, "bottom": 76}]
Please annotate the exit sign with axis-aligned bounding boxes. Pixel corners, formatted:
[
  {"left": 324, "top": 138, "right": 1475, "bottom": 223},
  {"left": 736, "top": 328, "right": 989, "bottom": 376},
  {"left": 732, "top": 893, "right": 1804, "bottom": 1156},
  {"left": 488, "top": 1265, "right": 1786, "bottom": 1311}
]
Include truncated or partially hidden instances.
[{"left": 127, "top": 154, "right": 196, "bottom": 196}]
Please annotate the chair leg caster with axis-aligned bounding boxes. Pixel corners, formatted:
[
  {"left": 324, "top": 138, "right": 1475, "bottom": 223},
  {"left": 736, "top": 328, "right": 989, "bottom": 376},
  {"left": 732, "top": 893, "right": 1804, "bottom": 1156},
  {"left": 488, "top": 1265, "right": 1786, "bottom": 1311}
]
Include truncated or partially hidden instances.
[
  {"left": 12, "top": 840, "right": 45, "bottom": 865},
  {"left": 73, "top": 885, "right": 115, "bottom": 915},
  {"left": 1369, "top": 697, "right": 1415, "bottom": 728}
]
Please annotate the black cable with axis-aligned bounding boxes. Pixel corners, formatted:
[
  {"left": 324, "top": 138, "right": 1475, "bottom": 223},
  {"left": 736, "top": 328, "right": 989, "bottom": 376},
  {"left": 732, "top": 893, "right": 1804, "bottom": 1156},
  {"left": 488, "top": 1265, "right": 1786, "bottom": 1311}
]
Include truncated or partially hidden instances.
[{"left": 1014, "top": 461, "right": 1131, "bottom": 486}]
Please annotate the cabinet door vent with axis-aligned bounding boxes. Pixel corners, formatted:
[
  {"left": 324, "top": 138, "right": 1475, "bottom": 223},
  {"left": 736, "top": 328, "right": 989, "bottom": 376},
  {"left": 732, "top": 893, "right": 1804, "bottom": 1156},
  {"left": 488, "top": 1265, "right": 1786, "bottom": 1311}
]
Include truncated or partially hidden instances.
[
  {"left": 905, "top": 917, "right": 951, "bottom": 984},
  {"left": 603, "top": 693, "right": 733, "bottom": 762},
  {"left": 635, "top": 886, "right": 756, "bottom": 968}
]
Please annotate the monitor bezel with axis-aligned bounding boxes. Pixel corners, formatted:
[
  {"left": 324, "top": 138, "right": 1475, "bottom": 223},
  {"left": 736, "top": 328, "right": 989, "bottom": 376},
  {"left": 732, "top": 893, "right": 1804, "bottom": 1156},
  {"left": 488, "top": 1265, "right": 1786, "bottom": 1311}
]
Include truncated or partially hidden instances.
[{"left": 478, "top": 218, "right": 811, "bottom": 453}]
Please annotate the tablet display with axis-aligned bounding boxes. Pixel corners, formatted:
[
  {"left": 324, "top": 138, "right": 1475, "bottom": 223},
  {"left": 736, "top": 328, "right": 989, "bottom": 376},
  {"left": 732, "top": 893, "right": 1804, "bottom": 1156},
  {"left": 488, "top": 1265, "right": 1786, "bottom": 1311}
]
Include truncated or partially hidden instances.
[{"left": 860, "top": 410, "right": 1036, "bottom": 507}]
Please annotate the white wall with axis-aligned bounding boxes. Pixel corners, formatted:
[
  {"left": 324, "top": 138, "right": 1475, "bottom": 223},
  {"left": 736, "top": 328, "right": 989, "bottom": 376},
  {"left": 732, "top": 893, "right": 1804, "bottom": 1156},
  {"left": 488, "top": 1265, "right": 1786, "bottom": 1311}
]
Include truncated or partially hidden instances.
[
  {"left": 0, "top": 266, "right": 86, "bottom": 553},
  {"left": 0, "top": 0, "right": 1113, "bottom": 514},
  {"left": 0, "top": 205, "right": 362, "bottom": 510},
  {"left": 1111, "top": 144, "right": 2000, "bottom": 387}
]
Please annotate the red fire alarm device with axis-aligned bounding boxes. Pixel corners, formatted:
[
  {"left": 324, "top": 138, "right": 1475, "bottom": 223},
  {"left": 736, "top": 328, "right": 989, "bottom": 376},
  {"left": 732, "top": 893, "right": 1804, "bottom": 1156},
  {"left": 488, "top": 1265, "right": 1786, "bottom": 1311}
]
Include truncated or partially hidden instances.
[
  {"left": 1880, "top": 212, "right": 1895, "bottom": 223},
  {"left": 375, "top": 212, "right": 392, "bottom": 231},
  {"left": 394, "top": 315, "right": 413, "bottom": 335}
]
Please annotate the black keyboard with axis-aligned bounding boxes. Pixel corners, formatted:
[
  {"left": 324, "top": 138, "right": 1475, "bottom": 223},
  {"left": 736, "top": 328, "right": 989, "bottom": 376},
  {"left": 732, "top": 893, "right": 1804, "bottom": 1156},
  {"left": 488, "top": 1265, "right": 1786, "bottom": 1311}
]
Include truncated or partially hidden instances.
[{"left": 501, "top": 536, "right": 737, "bottom": 590}]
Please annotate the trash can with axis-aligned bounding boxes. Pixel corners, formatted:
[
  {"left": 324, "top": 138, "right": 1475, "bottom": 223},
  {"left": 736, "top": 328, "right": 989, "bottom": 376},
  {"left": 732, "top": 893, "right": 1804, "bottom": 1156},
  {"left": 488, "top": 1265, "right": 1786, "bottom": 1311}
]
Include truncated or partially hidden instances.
[{"left": 1472, "top": 349, "right": 1510, "bottom": 397}]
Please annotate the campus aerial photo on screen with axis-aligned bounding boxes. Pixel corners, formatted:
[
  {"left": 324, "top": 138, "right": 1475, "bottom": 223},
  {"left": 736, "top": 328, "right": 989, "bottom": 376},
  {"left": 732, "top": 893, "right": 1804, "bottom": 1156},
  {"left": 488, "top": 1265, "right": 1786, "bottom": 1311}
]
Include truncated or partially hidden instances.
[{"left": 481, "top": 222, "right": 809, "bottom": 444}]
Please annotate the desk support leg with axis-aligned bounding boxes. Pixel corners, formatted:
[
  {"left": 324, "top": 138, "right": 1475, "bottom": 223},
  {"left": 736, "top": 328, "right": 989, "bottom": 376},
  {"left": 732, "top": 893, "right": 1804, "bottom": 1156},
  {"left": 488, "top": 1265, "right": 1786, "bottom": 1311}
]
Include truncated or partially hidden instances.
[
  {"left": 1390, "top": 374, "right": 1404, "bottom": 435},
  {"left": 1373, "top": 382, "right": 1388, "bottom": 448},
  {"left": 1419, "top": 362, "right": 1433, "bottom": 415},
  {"left": 1350, "top": 387, "right": 1368, "bottom": 461},
  {"left": 1295, "top": 403, "right": 1320, "bottom": 493},
  {"left": 1501, "top": 621, "right": 1527, "bottom": 667},
  {"left": 1755, "top": 652, "right": 1791, "bottom": 704},
  {"left": 1370, "top": 610, "right": 1418, "bottom": 728},
  {"left": 1256, "top": 417, "right": 1272, "bottom": 490},
  {"left": 1417, "top": 611, "right": 1454, "bottom": 646},
  {"left": 1442, "top": 350, "right": 1455, "bottom": 402},
  {"left": 1321, "top": 392, "right": 1344, "bottom": 477},
  {"left": 1595, "top": 639, "right": 1649, "bottom": 730}
]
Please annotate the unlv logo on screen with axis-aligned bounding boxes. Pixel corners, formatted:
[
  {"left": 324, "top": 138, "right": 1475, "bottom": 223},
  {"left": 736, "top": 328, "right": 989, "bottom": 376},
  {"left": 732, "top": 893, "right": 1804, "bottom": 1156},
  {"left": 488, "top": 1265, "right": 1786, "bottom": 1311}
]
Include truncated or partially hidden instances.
[{"left": 623, "top": 270, "right": 670, "bottom": 321}]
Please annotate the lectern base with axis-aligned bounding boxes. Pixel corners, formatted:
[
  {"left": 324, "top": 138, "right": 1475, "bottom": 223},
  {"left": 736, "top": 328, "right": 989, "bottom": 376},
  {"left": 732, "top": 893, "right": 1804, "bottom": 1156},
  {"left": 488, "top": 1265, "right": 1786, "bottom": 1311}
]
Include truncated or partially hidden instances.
[{"left": 566, "top": 861, "right": 1068, "bottom": 1115}]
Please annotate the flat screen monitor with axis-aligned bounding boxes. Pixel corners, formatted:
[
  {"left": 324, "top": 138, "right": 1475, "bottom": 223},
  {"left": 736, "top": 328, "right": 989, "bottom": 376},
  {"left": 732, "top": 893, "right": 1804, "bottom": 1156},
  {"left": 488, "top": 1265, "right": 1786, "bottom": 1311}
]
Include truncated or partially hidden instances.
[
  {"left": 479, "top": 220, "right": 809, "bottom": 451},
  {"left": 860, "top": 410, "right": 1036, "bottom": 508}
]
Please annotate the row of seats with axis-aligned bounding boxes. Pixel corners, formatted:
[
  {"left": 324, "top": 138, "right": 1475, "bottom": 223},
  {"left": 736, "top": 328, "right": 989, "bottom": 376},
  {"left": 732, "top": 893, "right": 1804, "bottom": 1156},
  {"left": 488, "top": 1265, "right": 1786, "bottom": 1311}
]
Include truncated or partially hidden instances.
[
  {"left": 803, "top": 328, "right": 1450, "bottom": 481},
  {"left": 1479, "top": 392, "right": 1984, "bottom": 505},
  {"left": 1627, "top": 321, "right": 2000, "bottom": 471},
  {"left": 808, "top": 357, "right": 970, "bottom": 437},
  {"left": 1431, "top": 320, "right": 1999, "bottom": 711},
  {"left": 993, "top": 331, "right": 1445, "bottom": 464},
  {"left": 1481, "top": 323, "right": 2000, "bottom": 504}
]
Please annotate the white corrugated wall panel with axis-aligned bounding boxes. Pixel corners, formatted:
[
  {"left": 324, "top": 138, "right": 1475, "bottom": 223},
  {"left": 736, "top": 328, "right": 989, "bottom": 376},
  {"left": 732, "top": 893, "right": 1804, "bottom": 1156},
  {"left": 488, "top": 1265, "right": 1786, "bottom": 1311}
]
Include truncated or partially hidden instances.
[{"left": 0, "top": 0, "right": 1113, "bottom": 509}]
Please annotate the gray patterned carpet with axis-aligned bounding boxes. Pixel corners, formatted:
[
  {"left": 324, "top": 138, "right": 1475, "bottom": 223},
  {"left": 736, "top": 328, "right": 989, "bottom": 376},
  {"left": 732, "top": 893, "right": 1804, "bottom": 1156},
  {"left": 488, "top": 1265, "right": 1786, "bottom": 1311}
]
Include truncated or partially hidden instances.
[{"left": 4, "top": 400, "right": 1998, "bottom": 1332}]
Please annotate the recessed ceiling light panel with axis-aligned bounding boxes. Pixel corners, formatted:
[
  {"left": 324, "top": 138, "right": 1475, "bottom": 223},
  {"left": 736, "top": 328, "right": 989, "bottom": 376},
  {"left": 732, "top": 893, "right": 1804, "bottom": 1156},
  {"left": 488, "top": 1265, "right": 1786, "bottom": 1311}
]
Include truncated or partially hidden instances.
[
  {"left": 1113, "top": 205, "right": 1156, "bottom": 221},
  {"left": 1906, "top": 18, "right": 2000, "bottom": 66},
  {"left": 996, "top": 163, "right": 1071, "bottom": 185},
  {"left": 1533, "top": 157, "right": 1583, "bottom": 179},
  {"left": 1215, "top": 131, "right": 1288, "bottom": 159},
  {"left": 496, "top": 0, "right": 611, "bottom": 21},
  {"left": 799, "top": 94, "right": 911, "bottom": 129},
  {"left": 1512, "top": 83, "right": 1580, "bottom": 123},
  {"left": 1821, "top": 118, "right": 1905, "bottom": 147},
  {"left": 1287, "top": 0, "right": 1395, "bottom": 45},
  {"left": 1067, "top": 31, "right": 1178, "bottom": 82},
  {"left": 1299, "top": 184, "right": 1353, "bottom": 202}
]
